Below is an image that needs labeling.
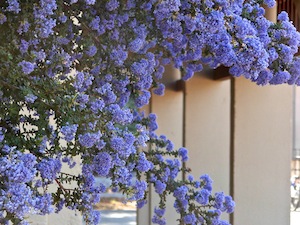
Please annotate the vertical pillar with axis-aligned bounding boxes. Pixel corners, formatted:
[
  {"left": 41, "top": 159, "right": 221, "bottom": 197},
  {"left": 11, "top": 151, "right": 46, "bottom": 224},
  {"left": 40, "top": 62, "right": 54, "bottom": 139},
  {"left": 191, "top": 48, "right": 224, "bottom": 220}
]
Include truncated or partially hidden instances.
[
  {"left": 151, "top": 65, "right": 184, "bottom": 224},
  {"left": 137, "top": 65, "right": 184, "bottom": 224},
  {"left": 137, "top": 103, "right": 152, "bottom": 225},
  {"left": 185, "top": 72, "right": 231, "bottom": 209},
  {"left": 264, "top": 1, "right": 277, "bottom": 22},
  {"left": 232, "top": 4, "right": 293, "bottom": 225},
  {"left": 233, "top": 77, "right": 293, "bottom": 225}
]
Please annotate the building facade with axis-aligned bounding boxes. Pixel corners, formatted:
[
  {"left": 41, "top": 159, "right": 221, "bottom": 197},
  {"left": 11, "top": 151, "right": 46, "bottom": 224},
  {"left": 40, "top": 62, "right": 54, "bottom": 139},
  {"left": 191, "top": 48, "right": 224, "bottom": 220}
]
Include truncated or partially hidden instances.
[{"left": 29, "top": 1, "right": 299, "bottom": 225}]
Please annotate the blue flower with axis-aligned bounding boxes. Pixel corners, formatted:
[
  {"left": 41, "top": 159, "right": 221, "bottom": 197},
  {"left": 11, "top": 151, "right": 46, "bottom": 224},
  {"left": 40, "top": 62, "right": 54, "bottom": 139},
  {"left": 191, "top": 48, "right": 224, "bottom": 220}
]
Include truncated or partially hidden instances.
[
  {"left": 18, "top": 61, "right": 35, "bottom": 74},
  {"left": 188, "top": 174, "right": 194, "bottom": 182},
  {"left": 17, "top": 20, "right": 30, "bottom": 34},
  {"left": 34, "top": 194, "right": 53, "bottom": 214},
  {"left": 183, "top": 213, "right": 197, "bottom": 224},
  {"left": 86, "top": 45, "right": 97, "bottom": 57},
  {"left": 278, "top": 11, "right": 289, "bottom": 21},
  {"left": 200, "top": 174, "right": 213, "bottom": 191},
  {"left": 93, "top": 152, "right": 112, "bottom": 176},
  {"left": 90, "top": 99, "right": 105, "bottom": 114},
  {"left": 85, "top": 0, "right": 96, "bottom": 5},
  {"left": 178, "top": 147, "right": 188, "bottom": 162},
  {"left": 76, "top": 94, "right": 89, "bottom": 108},
  {"left": 110, "top": 46, "right": 128, "bottom": 66},
  {"left": 153, "top": 83, "right": 165, "bottom": 96},
  {"left": 155, "top": 180, "right": 166, "bottom": 194},
  {"left": 133, "top": 180, "right": 147, "bottom": 200},
  {"left": 60, "top": 124, "right": 78, "bottom": 142},
  {"left": 6, "top": 0, "right": 21, "bottom": 13},
  {"left": 106, "top": 0, "right": 119, "bottom": 11},
  {"left": 24, "top": 94, "right": 37, "bottom": 103},
  {"left": 152, "top": 211, "right": 166, "bottom": 225},
  {"left": 135, "top": 90, "right": 151, "bottom": 108},
  {"left": 173, "top": 185, "right": 188, "bottom": 201},
  {"left": 214, "top": 192, "right": 225, "bottom": 209},
  {"left": 59, "top": 14, "right": 67, "bottom": 23},
  {"left": 134, "top": 199, "right": 146, "bottom": 209},
  {"left": 3, "top": 183, "right": 33, "bottom": 219},
  {"left": 19, "top": 39, "right": 29, "bottom": 54},
  {"left": 37, "top": 17, "right": 56, "bottom": 38},
  {"left": 40, "top": 0, "right": 57, "bottom": 14},
  {"left": 78, "top": 132, "right": 101, "bottom": 148},
  {"left": 108, "top": 104, "right": 133, "bottom": 124},
  {"left": 137, "top": 152, "right": 153, "bottom": 172},
  {"left": 154, "top": 207, "right": 165, "bottom": 217},
  {"left": 73, "top": 72, "right": 94, "bottom": 92},
  {"left": 0, "top": 127, "right": 6, "bottom": 142},
  {"left": 222, "top": 196, "right": 235, "bottom": 213},
  {"left": 129, "top": 38, "right": 144, "bottom": 53},
  {"left": 83, "top": 210, "right": 101, "bottom": 225},
  {"left": 148, "top": 113, "right": 158, "bottom": 131},
  {"left": 37, "top": 158, "right": 62, "bottom": 181},
  {"left": 195, "top": 189, "right": 210, "bottom": 205},
  {"left": 264, "top": 0, "right": 276, "bottom": 8},
  {"left": 0, "top": 13, "right": 7, "bottom": 24},
  {"left": 269, "top": 71, "right": 291, "bottom": 84}
]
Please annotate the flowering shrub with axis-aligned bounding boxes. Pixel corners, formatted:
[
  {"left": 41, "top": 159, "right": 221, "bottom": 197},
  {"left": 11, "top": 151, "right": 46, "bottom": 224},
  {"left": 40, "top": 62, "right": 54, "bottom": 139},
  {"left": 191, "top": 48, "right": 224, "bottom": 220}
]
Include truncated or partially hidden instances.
[{"left": 0, "top": 0, "right": 299, "bottom": 224}]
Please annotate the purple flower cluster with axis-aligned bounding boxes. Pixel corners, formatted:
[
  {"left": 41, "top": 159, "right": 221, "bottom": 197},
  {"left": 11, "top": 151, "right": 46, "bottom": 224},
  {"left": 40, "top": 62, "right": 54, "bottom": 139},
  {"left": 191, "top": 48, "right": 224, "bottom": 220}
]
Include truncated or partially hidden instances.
[
  {"left": 92, "top": 152, "right": 112, "bottom": 176},
  {"left": 18, "top": 61, "right": 35, "bottom": 74},
  {"left": 152, "top": 207, "right": 166, "bottom": 225},
  {"left": 24, "top": 93, "right": 38, "bottom": 103},
  {"left": 178, "top": 147, "right": 188, "bottom": 162},
  {"left": 0, "top": 148, "right": 54, "bottom": 221},
  {"left": 37, "top": 158, "right": 62, "bottom": 181},
  {"left": 0, "top": 127, "right": 6, "bottom": 142},
  {"left": 60, "top": 124, "right": 78, "bottom": 142},
  {"left": 137, "top": 152, "right": 153, "bottom": 172},
  {"left": 110, "top": 132, "right": 136, "bottom": 158},
  {"left": 6, "top": 0, "right": 21, "bottom": 13},
  {"left": 78, "top": 132, "right": 102, "bottom": 148},
  {"left": 6, "top": 0, "right": 300, "bottom": 224}
]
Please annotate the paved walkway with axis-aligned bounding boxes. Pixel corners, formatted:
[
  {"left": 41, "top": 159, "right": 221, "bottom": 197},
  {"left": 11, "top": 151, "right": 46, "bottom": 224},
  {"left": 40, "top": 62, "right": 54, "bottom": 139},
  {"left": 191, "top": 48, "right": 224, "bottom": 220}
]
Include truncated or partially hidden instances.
[
  {"left": 98, "top": 209, "right": 300, "bottom": 225},
  {"left": 99, "top": 210, "right": 136, "bottom": 225},
  {"left": 291, "top": 210, "right": 300, "bottom": 225}
]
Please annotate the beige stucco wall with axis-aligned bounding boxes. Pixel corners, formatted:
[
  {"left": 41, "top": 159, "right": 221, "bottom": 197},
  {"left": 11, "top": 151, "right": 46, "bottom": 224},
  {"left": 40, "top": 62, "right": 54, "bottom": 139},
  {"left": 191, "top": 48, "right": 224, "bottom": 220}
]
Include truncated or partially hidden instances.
[
  {"left": 138, "top": 70, "right": 231, "bottom": 224},
  {"left": 185, "top": 73, "right": 231, "bottom": 194},
  {"left": 294, "top": 87, "right": 300, "bottom": 150},
  {"left": 29, "top": 208, "right": 81, "bottom": 225},
  {"left": 137, "top": 66, "right": 184, "bottom": 224},
  {"left": 138, "top": 74, "right": 292, "bottom": 225},
  {"left": 27, "top": 74, "right": 292, "bottom": 225},
  {"left": 233, "top": 77, "right": 292, "bottom": 225}
]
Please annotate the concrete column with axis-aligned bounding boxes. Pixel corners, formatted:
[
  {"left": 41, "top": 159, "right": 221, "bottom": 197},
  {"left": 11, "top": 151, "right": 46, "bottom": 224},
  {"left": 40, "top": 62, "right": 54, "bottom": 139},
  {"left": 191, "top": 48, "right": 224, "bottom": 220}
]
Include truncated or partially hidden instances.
[
  {"left": 185, "top": 72, "right": 231, "bottom": 215},
  {"left": 137, "top": 65, "right": 184, "bottom": 224},
  {"left": 137, "top": 103, "right": 151, "bottom": 225},
  {"left": 233, "top": 77, "right": 293, "bottom": 225},
  {"left": 151, "top": 65, "right": 183, "bottom": 224},
  {"left": 185, "top": 73, "right": 230, "bottom": 193},
  {"left": 264, "top": 1, "right": 277, "bottom": 22},
  {"left": 294, "top": 87, "right": 300, "bottom": 151}
]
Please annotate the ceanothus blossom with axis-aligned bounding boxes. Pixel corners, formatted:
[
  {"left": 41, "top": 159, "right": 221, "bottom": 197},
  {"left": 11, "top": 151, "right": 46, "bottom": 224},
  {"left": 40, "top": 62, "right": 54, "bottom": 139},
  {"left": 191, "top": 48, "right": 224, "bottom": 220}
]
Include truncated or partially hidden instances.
[
  {"left": 1, "top": 0, "right": 298, "bottom": 224},
  {"left": 6, "top": 0, "right": 21, "bottom": 13},
  {"left": 18, "top": 61, "right": 35, "bottom": 74},
  {"left": 78, "top": 132, "right": 102, "bottom": 148},
  {"left": 24, "top": 94, "right": 38, "bottom": 103},
  {"left": 60, "top": 124, "right": 78, "bottom": 142},
  {"left": 0, "top": 127, "right": 6, "bottom": 142},
  {"left": 92, "top": 152, "right": 112, "bottom": 176},
  {"left": 37, "top": 158, "right": 62, "bottom": 181}
]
